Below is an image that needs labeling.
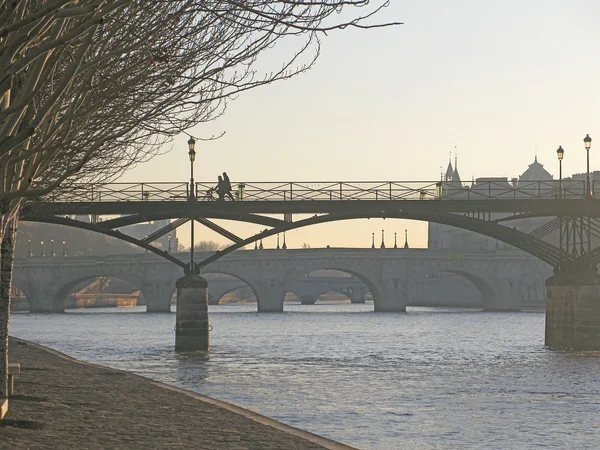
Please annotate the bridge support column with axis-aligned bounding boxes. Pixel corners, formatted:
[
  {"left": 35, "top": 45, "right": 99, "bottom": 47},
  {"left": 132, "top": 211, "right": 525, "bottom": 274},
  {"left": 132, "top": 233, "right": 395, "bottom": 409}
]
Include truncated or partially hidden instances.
[
  {"left": 300, "top": 294, "right": 317, "bottom": 305},
  {"left": 350, "top": 286, "right": 366, "bottom": 304},
  {"left": 545, "top": 279, "right": 600, "bottom": 350},
  {"left": 374, "top": 280, "right": 407, "bottom": 312},
  {"left": 175, "top": 275, "right": 209, "bottom": 352},
  {"left": 253, "top": 280, "right": 286, "bottom": 312},
  {"left": 26, "top": 286, "right": 63, "bottom": 313},
  {"left": 483, "top": 279, "right": 522, "bottom": 312},
  {"left": 141, "top": 283, "right": 174, "bottom": 313}
]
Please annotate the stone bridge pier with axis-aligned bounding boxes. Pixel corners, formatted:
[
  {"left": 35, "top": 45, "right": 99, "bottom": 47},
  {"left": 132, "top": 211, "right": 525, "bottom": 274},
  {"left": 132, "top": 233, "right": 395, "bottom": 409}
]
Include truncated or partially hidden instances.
[
  {"left": 252, "top": 279, "right": 289, "bottom": 312},
  {"left": 141, "top": 282, "right": 175, "bottom": 313},
  {"left": 19, "top": 283, "right": 59, "bottom": 313},
  {"left": 545, "top": 273, "right": 600, "bottom": 350},
  {"left": 348, "top": 285, "right": 367, "bottom": 303},
  {"left": 374, "top": 279, "right": 408, "bottom": 312}
]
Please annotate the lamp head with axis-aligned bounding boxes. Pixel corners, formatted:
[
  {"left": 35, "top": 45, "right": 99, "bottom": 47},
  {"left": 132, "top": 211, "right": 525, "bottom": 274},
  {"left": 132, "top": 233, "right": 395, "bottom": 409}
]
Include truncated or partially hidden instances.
[
  {"left": 557, "top": 145, "right": 564, "bottom": 160},
  {"left": 187, "top": 137, "right": 196, "bottom": 161},
  {"left": 584, "top": 134, "right": 592, "bottom": 150}
]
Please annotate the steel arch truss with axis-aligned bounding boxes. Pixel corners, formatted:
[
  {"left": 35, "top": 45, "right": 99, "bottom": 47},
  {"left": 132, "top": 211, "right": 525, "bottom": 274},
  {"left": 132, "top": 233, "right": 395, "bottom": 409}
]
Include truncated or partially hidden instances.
[{"left": 22, "top": 209, "right": 579, "bottom": 273}]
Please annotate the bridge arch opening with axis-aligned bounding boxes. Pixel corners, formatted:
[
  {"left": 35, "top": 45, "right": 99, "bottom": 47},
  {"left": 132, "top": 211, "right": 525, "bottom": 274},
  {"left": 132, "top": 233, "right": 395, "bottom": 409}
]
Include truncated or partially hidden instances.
[
  {"left": 199, "top": 271, "right": 260, "bottom": 308},
  {"left": 10, "top": 283, "right": 31, "bottom": 313},
  {"left": 411, "top": 272, "right": 482, "bottom": 309},
  {"left": 439, "top": 269, "right": 495, "bottom": 310},
  {"left": 200, "top": 273, "right": 253, "bottom": 305},
  {"left": 287, "top": 269, "right": 373, "bottom": 309},
  {"left": 54, "top": 275, "right": 144, "bottom": 313}
]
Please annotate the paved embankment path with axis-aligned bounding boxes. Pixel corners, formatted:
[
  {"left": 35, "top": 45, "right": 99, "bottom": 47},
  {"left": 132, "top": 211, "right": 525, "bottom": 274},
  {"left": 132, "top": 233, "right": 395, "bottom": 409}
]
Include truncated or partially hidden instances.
[{"left": 2, "top": 338, "right": 353, "bottom": 449}]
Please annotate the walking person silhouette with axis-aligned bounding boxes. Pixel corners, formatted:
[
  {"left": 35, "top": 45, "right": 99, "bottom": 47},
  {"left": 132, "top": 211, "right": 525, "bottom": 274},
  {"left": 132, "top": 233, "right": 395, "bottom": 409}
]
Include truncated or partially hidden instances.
[
  {"left": 222, "top": 172, "right": 234, "bottom": 201},
  {"left": 215, "top": 175, "right": 226, "bottom": 201}
]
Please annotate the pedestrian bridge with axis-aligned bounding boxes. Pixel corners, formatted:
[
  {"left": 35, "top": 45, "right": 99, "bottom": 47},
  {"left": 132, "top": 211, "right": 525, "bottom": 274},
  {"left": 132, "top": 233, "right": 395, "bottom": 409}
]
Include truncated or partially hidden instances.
[
  {"left": 13, "top": 248, "right": 549, "bottom": 313},
  {"left": 19, "top": 178, "right": 600, "bottom": 349}
]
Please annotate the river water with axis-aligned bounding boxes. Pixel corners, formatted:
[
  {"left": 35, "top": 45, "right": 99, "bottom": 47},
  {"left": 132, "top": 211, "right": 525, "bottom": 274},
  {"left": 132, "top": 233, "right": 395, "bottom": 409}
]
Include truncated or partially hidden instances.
[{"left": 9, "top": 303, "right": 600, "bottom": 449}]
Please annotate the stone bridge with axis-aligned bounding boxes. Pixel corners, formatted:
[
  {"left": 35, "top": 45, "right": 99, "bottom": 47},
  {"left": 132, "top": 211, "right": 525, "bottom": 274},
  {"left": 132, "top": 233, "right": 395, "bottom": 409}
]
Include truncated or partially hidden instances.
[
  {"left": 12, "top": 248, "right": 550, "bottom": 313},
  {"left": 205, "top": 275, "right": 367, "bottom": 306}
]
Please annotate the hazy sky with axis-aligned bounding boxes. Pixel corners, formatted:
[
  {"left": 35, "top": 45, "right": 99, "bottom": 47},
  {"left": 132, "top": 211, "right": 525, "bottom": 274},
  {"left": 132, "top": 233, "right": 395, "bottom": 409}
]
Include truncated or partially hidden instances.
[{"left": 122, "top": 1, "right": 600, "bottom": 249}]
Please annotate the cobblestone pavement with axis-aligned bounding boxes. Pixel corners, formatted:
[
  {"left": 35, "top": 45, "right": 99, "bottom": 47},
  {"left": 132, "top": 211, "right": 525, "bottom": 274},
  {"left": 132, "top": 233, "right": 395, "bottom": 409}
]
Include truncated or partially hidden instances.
[{"left": 2, "top": 338, "right": 352, "bottom": 449}]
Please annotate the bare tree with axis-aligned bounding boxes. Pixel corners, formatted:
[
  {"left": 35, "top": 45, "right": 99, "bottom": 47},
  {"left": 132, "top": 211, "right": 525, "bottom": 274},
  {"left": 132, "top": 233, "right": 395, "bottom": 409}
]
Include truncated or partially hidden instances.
[
  {"left": 193, "top": 241, "right": 227, "bottom": 252},
  {"left": 0, "top": 0, "right": 400, "bottom": 399}
]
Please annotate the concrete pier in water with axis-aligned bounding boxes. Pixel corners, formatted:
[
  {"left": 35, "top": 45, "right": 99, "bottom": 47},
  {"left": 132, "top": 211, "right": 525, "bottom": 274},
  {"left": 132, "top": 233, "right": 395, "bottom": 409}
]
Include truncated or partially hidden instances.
[
  {"left": 545, "top": 274, "right": 600, "bottom": 350},
  {"left": 175, "top": 275, "right": 209, "bottom": 352}
]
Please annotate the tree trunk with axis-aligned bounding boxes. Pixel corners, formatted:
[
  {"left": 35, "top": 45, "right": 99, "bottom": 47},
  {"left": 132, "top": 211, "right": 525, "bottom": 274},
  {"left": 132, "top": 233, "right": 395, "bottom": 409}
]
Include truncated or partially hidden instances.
[{"left": 0, "top": 217, "right": 17, "bottom": 399}]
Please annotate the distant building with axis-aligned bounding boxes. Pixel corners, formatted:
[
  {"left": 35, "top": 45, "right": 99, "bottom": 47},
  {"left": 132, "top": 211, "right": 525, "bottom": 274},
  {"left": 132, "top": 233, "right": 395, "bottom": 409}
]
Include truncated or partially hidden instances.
[
  {"left": 121, "top": 218, "right": 171, "bottom": 251},
  {"left": 428, "top": 156, "right": 557, "bottom": 250}
]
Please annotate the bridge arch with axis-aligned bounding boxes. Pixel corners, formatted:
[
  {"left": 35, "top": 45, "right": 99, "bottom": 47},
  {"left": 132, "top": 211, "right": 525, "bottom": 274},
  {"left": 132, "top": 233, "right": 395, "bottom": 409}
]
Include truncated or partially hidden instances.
[
  {"left": 10, "top": 281, "right": 33, "bottom": 312},
  {"left": 288, "top": 271, "right": 367, "bottom": 305},
  {"left": 284, "top": 265, "right": 396, "bottom": 312},
  {"left": 23, "top": 209, "right": 571, "bottom": 272},
  {"left": 201, "top": 273, "right": 248, "bottom": 305},
  {"left": 441, "top": 269, "right": 495, "bottom": 310},
  {"left": 199, "top": 270, "right": 268, "bottom": 310},
  {"left": 51, "top": 274, "right": 145, "bottom": 313},
  {"left": 197, "top": 212, "right": 570, "bottom": 271}
]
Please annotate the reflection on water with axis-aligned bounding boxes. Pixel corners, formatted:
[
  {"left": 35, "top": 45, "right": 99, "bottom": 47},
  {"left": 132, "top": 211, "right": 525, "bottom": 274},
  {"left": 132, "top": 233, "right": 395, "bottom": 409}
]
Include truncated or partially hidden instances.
[{"left": 10, "top": 304, "right": 600, "bottom": 449}]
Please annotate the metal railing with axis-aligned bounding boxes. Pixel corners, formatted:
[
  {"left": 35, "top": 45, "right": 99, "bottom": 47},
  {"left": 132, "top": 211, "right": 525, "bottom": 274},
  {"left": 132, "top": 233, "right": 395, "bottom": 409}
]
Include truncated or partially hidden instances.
[{"left": 43, "top": 179, "right": 598, "bottom": 203}]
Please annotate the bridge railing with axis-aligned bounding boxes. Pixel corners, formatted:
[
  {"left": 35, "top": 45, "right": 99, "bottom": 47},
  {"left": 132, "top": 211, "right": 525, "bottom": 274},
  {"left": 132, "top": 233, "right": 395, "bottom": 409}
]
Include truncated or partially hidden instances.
[{"left": 43, "top": 179, "right": 595, "bottom": 202}]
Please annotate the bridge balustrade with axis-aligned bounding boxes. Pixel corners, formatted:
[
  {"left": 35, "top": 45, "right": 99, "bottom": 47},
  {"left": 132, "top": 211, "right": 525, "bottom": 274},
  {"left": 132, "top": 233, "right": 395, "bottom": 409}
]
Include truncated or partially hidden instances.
[{"left": 43, "top": 180, "right": 596, "bottom": 203}]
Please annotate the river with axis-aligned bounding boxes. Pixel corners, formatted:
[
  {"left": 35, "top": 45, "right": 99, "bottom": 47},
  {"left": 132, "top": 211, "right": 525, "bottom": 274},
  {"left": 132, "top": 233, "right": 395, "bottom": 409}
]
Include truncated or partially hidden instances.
[{"left": 9, "top": 303, "right": 600, "bottom": 449}]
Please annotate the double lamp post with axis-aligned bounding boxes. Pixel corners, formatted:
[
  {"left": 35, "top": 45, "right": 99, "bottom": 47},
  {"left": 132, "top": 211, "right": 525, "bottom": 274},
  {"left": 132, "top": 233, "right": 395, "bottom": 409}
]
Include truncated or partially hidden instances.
[{"left": 556, "top": 134, "right": 592, "bottom": 200}]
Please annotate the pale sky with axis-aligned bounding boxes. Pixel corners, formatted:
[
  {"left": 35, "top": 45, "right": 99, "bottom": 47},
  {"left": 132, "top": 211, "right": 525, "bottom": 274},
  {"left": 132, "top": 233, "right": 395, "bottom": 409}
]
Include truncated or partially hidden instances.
[{"left": 121, "top": 1, "right": 600, "bottom": 250}]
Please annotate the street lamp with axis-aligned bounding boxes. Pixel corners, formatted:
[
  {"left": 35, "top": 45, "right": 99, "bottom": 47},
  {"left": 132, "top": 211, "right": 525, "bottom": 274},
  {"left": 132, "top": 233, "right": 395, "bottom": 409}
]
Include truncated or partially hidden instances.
[
  {"left": 40, "top": 241, "right": 44, "bottom": 257},
  {"left": 380, "top": 229, "right": 385, "bottom": 249},
  {"left": 50, "top": 239, "right": 55, "bottom": 257},
  {"left": 557, "top": 146, "right": 564, "bottom": 199},
  {"left": 168, "top": 234, "right": 172, "bottom": 253},
  {"left": 394, "top": 232, "right": 398, "bottom": 249},
  {"left": 584, "top": 134, "right": 592, "bottom": 198},
  {"left": 62, "top": 241, "right": 66, "bottom": 256},
  {"left": 371, "top": 232, "right": 375, "bottom": 249},
  {"left": 28, "top": 239, "right": 32, "bottom": 257},
  {"left": 404, "top": 229, "right": 409, "bottom": 249},
  {"left": 187, "top": 136, "right": 197, "bottom": 274},
  {"left": 188, "top": 137, "right": 196, "bottom": 200}
]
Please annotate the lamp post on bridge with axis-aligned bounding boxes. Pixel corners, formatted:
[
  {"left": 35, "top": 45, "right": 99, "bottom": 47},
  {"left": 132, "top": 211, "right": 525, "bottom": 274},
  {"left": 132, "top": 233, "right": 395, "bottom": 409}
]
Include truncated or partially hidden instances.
[
  {"left": 371, "top": 232, "right": 375, "bottom": 249},
  {"left": 188, "top": 137, "right": 196, "bottom": 201},
  {"left": 28, "top": 239, "right": 32, "bottom": 257},
  {"left": 380, "top": 229, "right": 385, "bottom": 248},
  {"left": 50, "top": 239, "right": 55, "bottom": 257},
  {"left": 557, "top": 146, "right": 564, "bottom": 252},
  {"left": 40, "top": 241, "right": 44, "bottom": 257},
  {"left": 584, "top": 134, "right": 592, "bottom": 198},
  {"left": 62, "top": 241, "right": 66, "bottom": 257},
  {"left": 557, "top": 146, "right": 564, "bottom": 199},
  {"left": 175, "top": 135, "right": 209, "bottom": 353},
  {"left": 187, "top": 136, "right": 197, "bottom": 274}
]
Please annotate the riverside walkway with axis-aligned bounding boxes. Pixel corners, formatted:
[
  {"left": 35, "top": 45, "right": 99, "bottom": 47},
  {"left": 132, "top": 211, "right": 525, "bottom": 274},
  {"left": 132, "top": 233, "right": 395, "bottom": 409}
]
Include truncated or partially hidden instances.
[{"left": 2, "top": 338, "right": 350, "bottom": 449}]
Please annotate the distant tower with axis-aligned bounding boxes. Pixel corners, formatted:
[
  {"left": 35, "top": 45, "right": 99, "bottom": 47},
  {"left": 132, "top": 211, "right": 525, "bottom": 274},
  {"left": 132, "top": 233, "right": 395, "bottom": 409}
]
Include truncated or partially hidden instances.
[
  {"left": 452, "top": 151, "right": 461, "bottom": 184},
  {"left": 445, "top": 150, "right": 454, "bottom": 182}
]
